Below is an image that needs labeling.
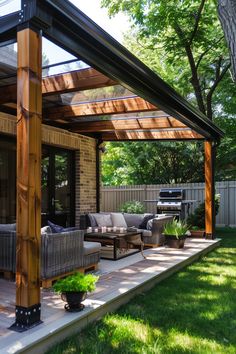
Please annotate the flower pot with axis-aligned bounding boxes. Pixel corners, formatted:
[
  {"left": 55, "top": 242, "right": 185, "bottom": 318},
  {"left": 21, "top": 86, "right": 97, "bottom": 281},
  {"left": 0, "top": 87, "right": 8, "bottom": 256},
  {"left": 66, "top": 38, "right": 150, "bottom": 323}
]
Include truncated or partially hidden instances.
[
  {"left": 190, "top": 230, "right": 205, "bottom": 238},
  {"left": 165, "top": 235, "right": 186, "bottom": 249},
  {"left": 61, "top": 291, "right": 87, "bottom": 312}
]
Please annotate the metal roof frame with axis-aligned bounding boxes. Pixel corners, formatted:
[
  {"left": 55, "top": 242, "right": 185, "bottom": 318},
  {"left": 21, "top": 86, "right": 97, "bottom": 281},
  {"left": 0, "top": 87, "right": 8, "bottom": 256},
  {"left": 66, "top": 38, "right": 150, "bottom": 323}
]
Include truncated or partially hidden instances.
[{"left": 0, "top": 0, "right": 224, "bottom": 141}]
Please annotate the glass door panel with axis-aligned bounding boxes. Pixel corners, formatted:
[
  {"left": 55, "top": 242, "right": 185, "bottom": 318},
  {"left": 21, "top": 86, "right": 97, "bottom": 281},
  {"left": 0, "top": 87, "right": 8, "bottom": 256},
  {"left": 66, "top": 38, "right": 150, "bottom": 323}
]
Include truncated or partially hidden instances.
[{"left": 41, "top": 147, "right": 74, "bottom": 227}]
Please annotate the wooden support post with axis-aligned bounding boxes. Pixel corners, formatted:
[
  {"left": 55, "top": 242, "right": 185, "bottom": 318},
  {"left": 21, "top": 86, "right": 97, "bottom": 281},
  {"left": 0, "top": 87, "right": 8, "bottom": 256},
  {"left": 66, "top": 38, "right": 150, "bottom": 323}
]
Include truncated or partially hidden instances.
[
  {"left": 11, "top": 26, "right": 42, "bottom": 332},
  {"left": 205, "top": 141, "right": 216, "bottom": 239}
]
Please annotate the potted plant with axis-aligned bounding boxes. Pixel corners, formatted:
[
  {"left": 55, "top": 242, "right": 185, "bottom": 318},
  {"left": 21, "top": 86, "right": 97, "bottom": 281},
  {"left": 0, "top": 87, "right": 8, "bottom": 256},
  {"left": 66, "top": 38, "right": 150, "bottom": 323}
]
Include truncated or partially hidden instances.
[
  {"left": 53, "top": 272, "right": 99, "bottom": 312},
  {"left": 163, "top": 219, "right": 189, "bottom": 248},
  {"left": 187, "top": 194, "right": 220, "bottom": 238},
  {"left": 189, "top": 225, "right": 205, "bottom": 238}
]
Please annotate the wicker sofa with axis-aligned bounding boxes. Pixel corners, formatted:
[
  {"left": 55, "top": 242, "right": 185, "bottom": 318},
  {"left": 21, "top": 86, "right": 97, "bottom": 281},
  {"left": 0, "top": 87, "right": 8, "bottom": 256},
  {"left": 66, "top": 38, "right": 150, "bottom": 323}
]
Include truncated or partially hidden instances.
[
  {"left": 80, "top": 212, "right": 173, "bottom": 247},
  {"left": 0, "top": 227, "right": 101, "bottom": 287}
]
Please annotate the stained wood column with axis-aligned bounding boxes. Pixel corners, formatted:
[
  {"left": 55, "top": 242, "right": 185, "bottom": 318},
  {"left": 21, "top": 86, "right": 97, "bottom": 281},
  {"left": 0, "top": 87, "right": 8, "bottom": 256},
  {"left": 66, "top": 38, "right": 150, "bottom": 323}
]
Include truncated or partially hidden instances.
[
  {"left": 205, "top": 141, "right": 216, "bottom": 239},
  {"left": 13, "top": 27, "right": 42, "bottom": 331}
]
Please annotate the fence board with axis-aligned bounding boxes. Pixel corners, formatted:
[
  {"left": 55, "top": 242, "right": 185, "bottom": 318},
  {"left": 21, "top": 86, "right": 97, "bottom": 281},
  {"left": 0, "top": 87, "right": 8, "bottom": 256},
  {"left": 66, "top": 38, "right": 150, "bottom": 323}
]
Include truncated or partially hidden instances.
[{"left": 101, "top": 181, "right": 236, "bottom": 227}]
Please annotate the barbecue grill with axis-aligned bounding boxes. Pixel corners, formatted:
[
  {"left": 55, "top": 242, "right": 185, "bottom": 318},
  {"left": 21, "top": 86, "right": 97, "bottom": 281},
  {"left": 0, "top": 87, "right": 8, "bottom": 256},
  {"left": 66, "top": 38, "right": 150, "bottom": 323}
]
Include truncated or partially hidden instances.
[{"left": 157, "top": 188, "right": 187, "bottom": 220}]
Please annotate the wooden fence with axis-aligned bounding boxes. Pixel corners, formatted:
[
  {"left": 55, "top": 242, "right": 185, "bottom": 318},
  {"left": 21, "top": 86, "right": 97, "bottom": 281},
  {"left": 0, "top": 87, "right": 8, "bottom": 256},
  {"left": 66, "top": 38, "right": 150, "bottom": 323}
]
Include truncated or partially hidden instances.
[{"left": 101, "top": 181, "right": 236, "bottom": 227}]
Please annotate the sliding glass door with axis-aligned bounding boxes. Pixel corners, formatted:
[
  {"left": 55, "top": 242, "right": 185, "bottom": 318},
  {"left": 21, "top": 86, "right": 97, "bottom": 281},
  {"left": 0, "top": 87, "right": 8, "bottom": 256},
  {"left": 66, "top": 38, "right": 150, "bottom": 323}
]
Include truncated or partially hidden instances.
[
  {"left": 42, "top": 147, "right": 75, "bottom": 227},
  {"left": 0, "top": 138, "right": 75, "bottom": 226}
]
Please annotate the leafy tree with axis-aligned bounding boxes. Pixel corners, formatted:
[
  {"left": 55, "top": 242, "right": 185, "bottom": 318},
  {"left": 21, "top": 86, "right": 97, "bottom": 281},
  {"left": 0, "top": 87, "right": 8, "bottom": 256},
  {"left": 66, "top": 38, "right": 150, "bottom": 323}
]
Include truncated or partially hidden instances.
[
  {"left": 100, "top": 0, "right": 236, "bottom": 185},
  {"left": 102, "top": 141, "right": 204, "bottom": 185},
  {"left": 102, "top": 0, "right": 232, "bottom": 119}
]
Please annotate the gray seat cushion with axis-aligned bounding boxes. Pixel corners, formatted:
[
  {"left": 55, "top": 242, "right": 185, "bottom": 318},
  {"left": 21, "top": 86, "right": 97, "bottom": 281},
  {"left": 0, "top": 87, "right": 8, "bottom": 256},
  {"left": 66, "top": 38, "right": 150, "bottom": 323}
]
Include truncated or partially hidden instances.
[
  {"left": 0, "top": 223, "right": 16, "bottom": 232},
  {"left": 137, "top": 229, "right": 152, "bottom": 237},
  {"left": 83, "top": 241, "right": 101, "bottom": 255}
]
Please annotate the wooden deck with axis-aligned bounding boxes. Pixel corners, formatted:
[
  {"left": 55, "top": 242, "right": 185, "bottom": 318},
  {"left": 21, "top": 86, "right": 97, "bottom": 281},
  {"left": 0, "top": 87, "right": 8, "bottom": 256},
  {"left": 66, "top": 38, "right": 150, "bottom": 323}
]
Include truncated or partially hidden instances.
[{"left": 0, "top": 238, "right": 220, "bottom": 354}]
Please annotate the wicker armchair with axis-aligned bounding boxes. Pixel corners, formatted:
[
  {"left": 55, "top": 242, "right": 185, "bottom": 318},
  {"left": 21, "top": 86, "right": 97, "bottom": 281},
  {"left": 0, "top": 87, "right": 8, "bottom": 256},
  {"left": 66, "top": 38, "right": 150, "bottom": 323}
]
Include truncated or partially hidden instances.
[{"left": 0, "top": 229, "right": 101, "bottom": 287}]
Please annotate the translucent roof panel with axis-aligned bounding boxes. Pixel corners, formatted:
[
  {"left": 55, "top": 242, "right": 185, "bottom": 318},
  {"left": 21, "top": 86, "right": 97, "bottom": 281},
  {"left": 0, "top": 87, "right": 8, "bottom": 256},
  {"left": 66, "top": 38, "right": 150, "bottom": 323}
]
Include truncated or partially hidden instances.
[
  {"left": 42, "top": 37, "right": 89, "bottom": 76},
  {"left": 0, "top": 0, "right": 21, "bottom": 17},
  {"left": 43, "top": 85, "right": 136, "bottom": 107},
  {"left": 0, "top": 42, "right": 17, "bottom": 86},
  {"left": 67, "top": 111, "right": 168, "bottom": 123}
]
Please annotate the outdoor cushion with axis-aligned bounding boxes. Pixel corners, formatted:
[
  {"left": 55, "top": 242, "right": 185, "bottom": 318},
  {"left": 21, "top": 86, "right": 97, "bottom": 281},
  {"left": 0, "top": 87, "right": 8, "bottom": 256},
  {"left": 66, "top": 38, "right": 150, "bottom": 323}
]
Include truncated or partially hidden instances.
[
  {"left": 123, "top": 213, "right": 144, "bottom": 228},
  {"left": 139, "top": 214, "right": 155, "bottom": 229},
  {"left": 47, "top": 220, "right": 64, "bottom": 233},
  {"left": 83, "top": 241, "right": 101, "bottom": 255},
  {"left": 0, "top": 223, "right": 16, "bottom": 232},
  {"left": 47, "top": 221, "right": 79, "bottom": 233},
  {"left": 138, "top": 229, "right": 152, "bottom": 237},
  {"left": 88, "top": 213, "right": 98, "bottom": 227},
  {"left": 147, "top": 218, "right": 159, "bottom": 230},
  {"left": 93, "top": 213, "right": 112, "bottom": 227},
  {"left": 111, "top": 213, "right": 127, "bottom": 228}
]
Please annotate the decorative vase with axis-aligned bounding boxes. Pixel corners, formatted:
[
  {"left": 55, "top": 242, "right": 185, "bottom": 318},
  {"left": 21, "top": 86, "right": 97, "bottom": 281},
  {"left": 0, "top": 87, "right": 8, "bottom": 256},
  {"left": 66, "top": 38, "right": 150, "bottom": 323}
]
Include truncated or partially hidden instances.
[
  {"left": 165, "top": 235, "right": 186, "bottom": 249},
  {"left": 61, "top": 291, "right": 87, "bottom": 312}
]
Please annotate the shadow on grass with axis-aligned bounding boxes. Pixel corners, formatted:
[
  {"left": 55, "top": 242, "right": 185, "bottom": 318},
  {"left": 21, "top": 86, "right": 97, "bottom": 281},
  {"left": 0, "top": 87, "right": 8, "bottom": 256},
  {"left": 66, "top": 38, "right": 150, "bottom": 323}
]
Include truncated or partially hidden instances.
[{"left": 47, "top": 230, "right": 236, "bottom": 354}]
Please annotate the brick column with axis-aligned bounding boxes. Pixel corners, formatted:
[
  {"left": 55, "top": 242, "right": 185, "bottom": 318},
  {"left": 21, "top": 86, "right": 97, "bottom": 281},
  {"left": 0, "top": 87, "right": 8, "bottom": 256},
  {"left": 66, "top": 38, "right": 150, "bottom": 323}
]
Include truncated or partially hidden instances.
[{"left": 75, "top": 136, "right": 97, "bottom": 227}]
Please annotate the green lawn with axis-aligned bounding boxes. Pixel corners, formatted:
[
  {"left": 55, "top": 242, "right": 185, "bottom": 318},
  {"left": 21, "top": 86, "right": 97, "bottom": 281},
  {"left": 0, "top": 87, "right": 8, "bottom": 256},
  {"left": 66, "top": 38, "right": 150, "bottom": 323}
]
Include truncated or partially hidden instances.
[{"left": 47, "top": 228, "right": 236, "bottom": 354}]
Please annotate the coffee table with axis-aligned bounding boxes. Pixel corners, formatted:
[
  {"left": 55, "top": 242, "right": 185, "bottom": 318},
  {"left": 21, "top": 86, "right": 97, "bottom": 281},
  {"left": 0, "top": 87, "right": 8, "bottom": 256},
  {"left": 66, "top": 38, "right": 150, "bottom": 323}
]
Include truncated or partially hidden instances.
[{"left": 84, "top": 230, "right": 145, "bottom": 260}]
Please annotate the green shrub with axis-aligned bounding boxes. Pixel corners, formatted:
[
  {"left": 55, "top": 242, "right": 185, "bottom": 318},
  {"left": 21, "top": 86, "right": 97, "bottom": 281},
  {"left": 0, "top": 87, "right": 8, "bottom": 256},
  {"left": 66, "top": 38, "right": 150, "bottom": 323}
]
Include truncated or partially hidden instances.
[
  {"left": 53, "top": 273, "right": 99, "bottom": 293},
  {"left": 119, "top": 200, "right": 145, "bottom": 214},
  {"left": 163, "top": 219, "right": 189, "bottom": 239},
  {"left": 187, "top": 194, "right": 220, "bottom": 229}
]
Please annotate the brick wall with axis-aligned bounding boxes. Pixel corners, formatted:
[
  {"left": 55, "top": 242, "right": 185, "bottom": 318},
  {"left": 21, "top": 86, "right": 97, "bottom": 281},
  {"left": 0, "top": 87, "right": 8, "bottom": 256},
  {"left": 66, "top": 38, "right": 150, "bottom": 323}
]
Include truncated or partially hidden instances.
[
  {"left": 75, "top": 136, "right": 97, "bottom": 226},
  {"left": 0, "top": 112, "right": 98, "bottom": 228}
]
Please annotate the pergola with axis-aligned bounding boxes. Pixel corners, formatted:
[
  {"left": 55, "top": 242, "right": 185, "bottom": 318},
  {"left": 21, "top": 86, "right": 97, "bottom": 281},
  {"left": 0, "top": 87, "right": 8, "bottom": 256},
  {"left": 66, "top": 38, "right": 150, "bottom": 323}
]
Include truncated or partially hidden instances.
[{"left": 0, "top": 0, "right": 223, "bottom": 330}]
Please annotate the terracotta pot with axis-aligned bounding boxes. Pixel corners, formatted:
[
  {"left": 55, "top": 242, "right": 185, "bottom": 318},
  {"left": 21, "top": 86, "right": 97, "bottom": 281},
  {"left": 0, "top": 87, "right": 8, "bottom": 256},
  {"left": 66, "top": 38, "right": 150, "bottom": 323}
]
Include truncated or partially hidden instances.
[
  {"left": 61, "top": 291, "right": 87, "bottom": 312},
  {"left": 190, "top": 230, "right": 205, "bottom": 238},
  {"left": 165, "top": 235, "right": 186, "bottom": 249}
]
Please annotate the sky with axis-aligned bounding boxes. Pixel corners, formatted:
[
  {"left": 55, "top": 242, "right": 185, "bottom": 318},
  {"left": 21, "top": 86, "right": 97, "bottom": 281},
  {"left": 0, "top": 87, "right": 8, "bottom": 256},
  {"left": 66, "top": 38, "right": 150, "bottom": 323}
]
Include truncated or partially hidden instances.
[{"left": 42, "top": 0, "right": 130, "bottom": 73}]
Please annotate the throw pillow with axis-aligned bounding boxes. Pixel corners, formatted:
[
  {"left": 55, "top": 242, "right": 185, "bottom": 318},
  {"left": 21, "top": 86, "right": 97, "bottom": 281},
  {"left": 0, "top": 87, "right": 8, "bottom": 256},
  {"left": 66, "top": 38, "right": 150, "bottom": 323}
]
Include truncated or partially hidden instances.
[
  {"left": 139, "top": 214, "right": 155, "bottom": 229},
  {"left": 47, "top": 221, "right": 79, "bottom": 233},
  {"left": 123, "top": 213, "right": 144, "bottom": 228},
  {"left": 147, "top": 218, "right": 155, "bottom": 230},
  {"left": 111, "top": 213, "right": 127, "bottom": 227},
  {"left": 47, "top": 220, "right": 64, "bottom": 233},
  {"left": 88, "top": 213, "right": 98, "bottom": 227},
  {"left": 93, "top": 213, "right": 112, "bottom": 227}
]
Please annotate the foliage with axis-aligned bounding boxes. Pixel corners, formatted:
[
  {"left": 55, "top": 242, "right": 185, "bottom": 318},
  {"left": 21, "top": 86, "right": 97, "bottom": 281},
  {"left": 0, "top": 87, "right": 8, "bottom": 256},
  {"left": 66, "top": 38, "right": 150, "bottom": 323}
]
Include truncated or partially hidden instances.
[
  {"left": 102, "top": 141, "right": 205, "bottom": 185},
  {"left": 163, "top": 219, "right": 189, "bottom": 239},
  {"left": 53, "top": 273, "right": 99, "bottom": 294},
  {"left": 187, "top": 193, "right": 220, "bottom": 229},
  {"left": 102, "top": 0, "right": 232, "bottom": 118},
  {"left": 100, "top": 0, "right": 236, "bottom": 185},
  {"left": 215, "top": 117, "right": 236, "bottom": 180},
  {"left": 119, "top": 200, "right": 145, "bottom": 214},
  {"left": 47, "top": 228, "right": 236, "bottom": 354}
]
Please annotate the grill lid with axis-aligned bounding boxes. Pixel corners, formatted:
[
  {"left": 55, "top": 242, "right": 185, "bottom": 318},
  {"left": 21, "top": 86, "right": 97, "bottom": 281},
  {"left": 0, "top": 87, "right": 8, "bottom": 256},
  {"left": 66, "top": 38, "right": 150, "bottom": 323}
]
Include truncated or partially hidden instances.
[{"left": 159, "top": 188, "right": 185, "bottom": 200}]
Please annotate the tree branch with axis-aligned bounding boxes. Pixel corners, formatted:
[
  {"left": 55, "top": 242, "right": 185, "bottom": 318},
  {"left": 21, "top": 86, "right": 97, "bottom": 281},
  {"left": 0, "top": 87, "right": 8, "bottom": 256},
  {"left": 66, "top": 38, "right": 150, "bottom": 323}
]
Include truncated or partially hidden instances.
[
  {"left": 174, "top": 22, "right": 206, "bottom": 114},
  {"left": 189, "top": 0, "right": 206, "bottom": 45},
  {"left": 196, "top": 35, "right": 225, "bottom": 70},
  {"left": 206, "top": 59, "right": 231, "bottom": 119}
]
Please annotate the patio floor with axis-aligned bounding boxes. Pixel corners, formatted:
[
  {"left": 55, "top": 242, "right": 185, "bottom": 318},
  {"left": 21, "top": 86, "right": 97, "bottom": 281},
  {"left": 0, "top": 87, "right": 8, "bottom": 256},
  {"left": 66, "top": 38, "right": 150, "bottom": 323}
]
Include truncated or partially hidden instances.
[{"left": 0, "top": 238, "right": 220, "bottom": 354}]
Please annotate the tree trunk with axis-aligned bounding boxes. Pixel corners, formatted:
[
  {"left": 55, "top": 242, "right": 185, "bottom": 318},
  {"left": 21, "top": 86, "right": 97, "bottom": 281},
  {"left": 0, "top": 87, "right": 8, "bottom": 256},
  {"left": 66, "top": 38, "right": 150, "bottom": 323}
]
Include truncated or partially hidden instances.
[{"left": 218, "top": 0, "right": 236, "bottom": 82}]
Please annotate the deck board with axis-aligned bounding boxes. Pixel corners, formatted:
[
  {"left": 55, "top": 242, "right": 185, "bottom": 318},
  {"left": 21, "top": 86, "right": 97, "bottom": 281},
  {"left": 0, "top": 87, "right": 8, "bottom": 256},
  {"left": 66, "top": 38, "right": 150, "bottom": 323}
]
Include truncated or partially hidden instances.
[{"left": 0, "top": 238, "right": 220, "bottom": 354}]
